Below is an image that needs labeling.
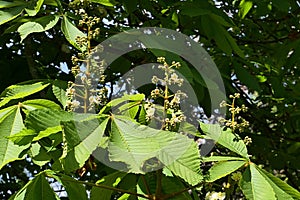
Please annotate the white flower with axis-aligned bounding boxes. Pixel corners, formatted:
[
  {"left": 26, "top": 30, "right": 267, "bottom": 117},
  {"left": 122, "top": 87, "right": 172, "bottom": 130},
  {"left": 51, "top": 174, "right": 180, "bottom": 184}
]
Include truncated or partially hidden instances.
[
  {"left": 72, "top": 100, "right": 80, "bottom": 109},
  {"left": 205, "top": 191, "right": 226, "bottom": 200}
]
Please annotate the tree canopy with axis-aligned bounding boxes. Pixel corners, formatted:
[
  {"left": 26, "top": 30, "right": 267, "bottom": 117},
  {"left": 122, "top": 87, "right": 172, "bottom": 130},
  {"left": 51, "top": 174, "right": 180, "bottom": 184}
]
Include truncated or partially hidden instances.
[{"left": 0, "top": 0, "right": 300, "bottom": 199}]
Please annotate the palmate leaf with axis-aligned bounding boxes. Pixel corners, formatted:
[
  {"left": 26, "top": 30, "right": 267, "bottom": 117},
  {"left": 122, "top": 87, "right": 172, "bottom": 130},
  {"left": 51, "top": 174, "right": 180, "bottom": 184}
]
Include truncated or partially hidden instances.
[
  {"left": 59, "top": 116, "right": 109, "bottom": 172},
  {"left": 9, "top": 171, "right": 59, "bottom": 200},
  {"left": 90, "top": 171, "right": 127, "bottom": 200},
  {"left": 108, "top": 115, "right": 202, "bottom": 185},
  {"left": 200, "top": 122, "right": 249, "bottom": 159},
  {"left": 206, "top": 160, "right": 246, "bottom": 182},
  {"left": 0, "top": 105, "right": 28, "bottom": 169}
]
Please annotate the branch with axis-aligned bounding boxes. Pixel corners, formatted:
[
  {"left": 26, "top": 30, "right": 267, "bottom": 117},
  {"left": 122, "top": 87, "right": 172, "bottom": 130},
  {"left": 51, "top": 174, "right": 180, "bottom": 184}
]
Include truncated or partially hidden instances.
[{"left": 51, "top": 175, "right": 151, "bottom": 199}]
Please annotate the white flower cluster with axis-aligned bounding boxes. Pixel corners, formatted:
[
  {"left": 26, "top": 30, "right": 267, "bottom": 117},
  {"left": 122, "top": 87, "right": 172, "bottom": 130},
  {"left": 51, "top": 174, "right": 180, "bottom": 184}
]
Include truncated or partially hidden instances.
[
  {"left": 66, "top": 100, "right": 81, "bottom": 111},
  {"left": 219, "top": 93, "right": 249, "bottom": 132},
  {"left": 205, "top": 191, "right": 226, "bottom": 200},
  {"left": 164, "top": 110, "right": 186, "bottom": 131},
  {"left": 144, "top": 102, "right": 156, "bottom": 121}
]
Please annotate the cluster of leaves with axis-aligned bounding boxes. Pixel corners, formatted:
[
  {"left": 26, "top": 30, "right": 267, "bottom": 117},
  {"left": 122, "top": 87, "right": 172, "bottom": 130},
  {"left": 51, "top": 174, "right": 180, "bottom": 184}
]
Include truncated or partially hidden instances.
[
  {"left": 1, "top": 0, "right": 300, "bottom": 199},
  {"left": 1, "top": 79, "right": 299, "bottom": 199}
]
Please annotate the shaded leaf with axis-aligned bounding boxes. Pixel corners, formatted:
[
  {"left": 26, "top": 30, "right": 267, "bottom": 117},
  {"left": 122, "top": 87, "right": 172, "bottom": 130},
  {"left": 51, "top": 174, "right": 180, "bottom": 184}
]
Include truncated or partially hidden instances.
[
  {"left": 91, "top": 171, "right": 127, "bottom": 200},
  {"left": 0, "top": 1, "right": 25, "bottom": 8},
  {"left": 46, "top": 170, "right": 88, "bottom": 200},
  {"left": 0, "top": 6, "right": 24, "bottom": 25},
  {"left": 10, "top": 172, "right": 59, "bottom": 200}
]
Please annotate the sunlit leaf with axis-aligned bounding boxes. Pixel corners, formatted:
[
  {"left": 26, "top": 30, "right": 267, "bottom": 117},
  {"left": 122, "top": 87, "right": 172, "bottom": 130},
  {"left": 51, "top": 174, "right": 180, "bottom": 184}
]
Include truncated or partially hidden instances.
[
  {"left": 18, "top": 15, "right": 59, "bottom": 42},
  {"left": 61, "top": 15, "right": 86, "bottom": 51},
  {"left": 207, "top": 160, "right": 246, "bottom": 182},
  {"left": 0, "top": 105, "right": 28, "bottom": 169}
]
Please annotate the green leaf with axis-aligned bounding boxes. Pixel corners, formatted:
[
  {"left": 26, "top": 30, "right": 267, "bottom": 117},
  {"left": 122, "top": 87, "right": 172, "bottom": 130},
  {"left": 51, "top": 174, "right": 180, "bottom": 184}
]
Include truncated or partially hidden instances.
[
  {"left": 11, "top": 172, "right": 59, "bottom": 200},
  {"left": 18, "top": 15, "right": 59, "bottom": 42},
  {"left": 0, "top": 81, "right": 50, "bottom": 108},
  {"left": 207, "top": 160, "right": 246, "bottom": 182},
  {"left": 0, "top": 6, "right": 24, "bottom": 25},
  {"left": 202, "top": 156, "right": 247, "bottom": 162},
  {"left": 256, "top": 167, "right": 300, "bottom": 199},
  {"left": 61, "top": 15, "right": 86, "bottom": 51},
  {"left": 25, "top": 108, "right": 73, "bottom": 132},
  {"left": 52, "top": 80, "right": 68, "bottom": 108},
  {"left": 91, "top": 171, "right": 127, "bottom": 200},
  {"left": 22, "top": 99, "right": 61, "bottom": 111},
  {"left": 201, "top": 122, "right": 249, "bottom": 159},
  {"left": 240, "top": 163, "right": 276, "bottom": 200},
  {"left": 180, "top": 3, "right": 211, "bottom": 17},
  {"left": 161, "top": 176, "right": 193, "bottom": 200},
  {"left": 29, "top": 143, "right": 52, "bottom": 166},
  {"left": 109, "top": 115, "right": 202, "bottom": 185},
  {"left": 234, "top": 65, "right": 261, "bottom": 91},
  {"left": 59, "top": 116, "right": 109, "bottom": 172},
  {"left": 46, "top": 171, "right": 88, "bottom": 200},
  {"left": 7, "top": 128, "right": 37, "bottom": 146},
  {"left": 0, "top": 105, "right": 28, "bottom": 169},
  {"left": 0, "top": 1, "right": 25, "bottom": 8},
  {"left": 239, "top": 0, "right": 253, "bottom": 19},
  {"left": 100, "top": 94, "right": 145, "bottom": 114},
  {"left": 91, "top": 0, "right": 116, "bottom": 7},
  {"left": 33, "top": 125, "right": 62, "bottom": 141},
  {"left": 24, "top": 0, "right": 44, "bottom": 16},
  {"left": 239, "top": 166, "right": 253, "bottom": 200},
  {"left": 164, "top": 141, "right": 203, "bottom": 186}
]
